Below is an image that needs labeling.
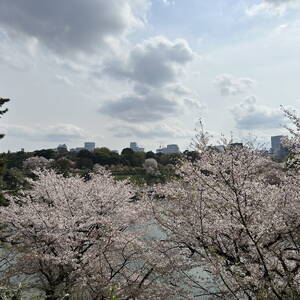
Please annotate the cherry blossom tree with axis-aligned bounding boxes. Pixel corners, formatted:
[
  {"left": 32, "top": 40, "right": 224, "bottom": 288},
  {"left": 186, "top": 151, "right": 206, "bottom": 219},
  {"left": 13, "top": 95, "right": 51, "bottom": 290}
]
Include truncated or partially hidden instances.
[
  {"left": 143, "top": 158, "right": 160, "bottom": 176},
  {"left": 23, "top": 156, "right": 53, "bottom": 170},
  {"left": 0, "top": 168, "right": 182, "bottom": 300},
  {"left": 150, "top": 118, "right": 300, "bottom": 300}
]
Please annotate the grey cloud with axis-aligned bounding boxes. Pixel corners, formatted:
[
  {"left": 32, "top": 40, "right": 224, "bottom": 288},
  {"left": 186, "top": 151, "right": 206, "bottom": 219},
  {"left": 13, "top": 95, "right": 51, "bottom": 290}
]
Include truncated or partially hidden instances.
[
  {"left": 183, "top": 98, "right": 205, "bottom": 111},
  {"left": 231, "top": 96, "right": 285, "bottom": 130},
  {"left": 104, "top": 36, "right": 194, "bottom": 87},
  {"left": 99, "top": 80, "right": 204, "bottom": 123},
  {"left": 215, "top": 74, "right": 255, "bottom": 97},
  {"left": 133, "top": 84, "right": 151, "bottom": 95},
  {"left": 99, "top": 36, "right": 198, "bottom": 123},
  {"left": 108, "top": 123, "right": 192, "bottom": 139},
  {"left": 2, "top": 123, "right": 86, "bottom": 142},
  {"left": 0, "top": 0, "right": 148, "bottom": 55},
  {"left": 166, "top": 83, "right": 191, "bottom": 96},
  {"left": 54, "top": 75, "right": 74, "bottom": 86},
  {"left": 44, "top": 124, "right": 86, "bottom": 142},
  {"left": 100, "top": 91, "right": 179, "bottom": 123}
]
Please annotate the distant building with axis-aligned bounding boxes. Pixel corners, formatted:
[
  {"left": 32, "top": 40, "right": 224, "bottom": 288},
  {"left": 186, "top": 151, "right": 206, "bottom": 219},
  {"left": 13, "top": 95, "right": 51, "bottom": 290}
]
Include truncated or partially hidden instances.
[
  {"left": 156, "top": 144, "right": 180, "bottom": 154},
  {"left": 70, "top": 147, "right": 84, "bottom": 153},
  {"left": 270, "top": 136, "right": 288, "bottom": 159},
  {"left": 84, "top": 142, "right": 96, "bottom": 152},
  {"left": 130, "top": 142, "right": 144, "bottom": 152},
  {"left": 57, "top": 144, "right": 68, "bottom": 152},
  {"left": 207, "top": 145, "right": 225, "bottom": 152},
  {"left": 229, "top": 143, "right": 243, "bottom": 148}
]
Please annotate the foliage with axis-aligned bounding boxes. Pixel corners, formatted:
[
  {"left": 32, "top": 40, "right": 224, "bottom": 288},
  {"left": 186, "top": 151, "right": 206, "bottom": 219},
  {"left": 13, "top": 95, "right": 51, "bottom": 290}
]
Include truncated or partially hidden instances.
[
  {"left": 23, "top": 156, "right": 53, "bottom": 170},
  {"left": 0, "top": 168, "right": 181, "bottom": 300},
  {"left": 0, "top": 285, "right": 22, "bottom": 300},
  {"left": 143, "top": 158, "right": 160, "bottom": 176},
  {"left": 0, "top": 98, "right": 9, "bottom": 140},
  {"left": 52, "top": 158, "right": 74, "bottom": 176},
  {"left": 0, "top": 98, "right": 10, "bottom": 205},
  {"left": 150, "top": 114, "right": 300, "bottom": 300},
  {"left": 34, "top": 149, "right": 56, "bottom": 160}
]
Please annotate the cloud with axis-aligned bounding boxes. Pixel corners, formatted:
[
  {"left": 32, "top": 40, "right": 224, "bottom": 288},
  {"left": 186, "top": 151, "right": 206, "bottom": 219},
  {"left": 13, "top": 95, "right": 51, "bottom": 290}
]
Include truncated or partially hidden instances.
[
  {"left": 44, "top": 124, "right": 86, "bottom": 142},
  {"left": 161, "top": 0, "right": 175, "bottom": 6},
  {"left": 2, "top": 123, "right": 86, "bottom": 142},
  {"left": 103, "top": 36, "right": 194, "bottom": 87},
  {"left": 246, "top": 0, "right": 299, "bottom": 16},
  {"left": 231, "top": 96, "right": 285, "bottom": 130},
  {"left": 0, "top": 0, "right": 149, "bottom": 55},
  {"left": 183, "top": 98, "right": 205, "bottom": 111},
  {"left": 99, "top": 80, "right": 204, "bottom": 123},
  {"left": 0, "top": 28, "right": 38, "bottom": 71},
  {"left": 108, "top": 122, "right": 193, "bottom": 139},
  {"left": 54, "top": 75, "right": 74, "bottom": 86},
  {"left": 215, "top": 74, "right": 255, "bottom": 96},
  {"left": 99, "top": 36, "right": 199, "bottom": 123},
  {"left": 100, "top": 90, "right": 179, "bottom": 123}
]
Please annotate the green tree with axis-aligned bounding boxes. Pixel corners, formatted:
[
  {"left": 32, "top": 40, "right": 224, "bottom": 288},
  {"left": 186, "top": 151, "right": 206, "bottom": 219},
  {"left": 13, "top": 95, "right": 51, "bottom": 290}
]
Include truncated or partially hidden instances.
[
  {"left": 53, "top": 157, "right": 73, "bottom": 176},
  {"left": 34, "top": 149, "right": 56, "bottom": 160},
  {"left": 93, "top": 147, "right": 112, "bottom": 165},
  {"left": 6, "top": 151, "right": 30, "bottom": 169},
  {"left": 145, "top": 151, "right": 156, "bottom": 159},
  {"left": 0, "top": 98, "right": 9, "bottom": 206},
  {"left": 120, "top": 148, "right": 135, "bottom": 166},
  {"left": 0, "top": 98, "right": 9, "bottom": 139},
  {"left": 159, "top": 153, "right": 182, "bottom": 165},
  {"left": 77, "top": 149, "right": 94, "bottom": 160},
  {"left": 76, "top": 157, "right": 93, "bottom": 170},
  {"left": 131, "top": 151, "right": 145, "bottom": 167}
]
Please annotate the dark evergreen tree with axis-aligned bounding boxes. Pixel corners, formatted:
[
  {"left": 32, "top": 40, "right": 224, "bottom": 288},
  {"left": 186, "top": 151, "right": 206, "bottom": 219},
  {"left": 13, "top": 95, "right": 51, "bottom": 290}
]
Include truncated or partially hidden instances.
[
  {"left": 0, "top": 98, "right": 10, "bottom": 205},
  {"left": 0, "top": 98, "right": 9, "bottom": 139}
]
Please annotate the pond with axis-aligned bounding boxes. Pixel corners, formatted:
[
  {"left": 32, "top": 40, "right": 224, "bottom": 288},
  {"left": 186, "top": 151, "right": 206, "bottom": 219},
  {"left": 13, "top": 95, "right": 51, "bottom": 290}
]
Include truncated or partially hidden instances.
[{"left": 0, "top": 224, "right": 216, "bottom": 300}]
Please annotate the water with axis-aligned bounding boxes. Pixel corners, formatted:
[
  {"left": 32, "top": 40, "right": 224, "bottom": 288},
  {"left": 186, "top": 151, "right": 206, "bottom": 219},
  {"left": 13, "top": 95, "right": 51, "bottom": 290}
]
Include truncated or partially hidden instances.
[{"left": 0, "top": 224, "right": 215, "bottom": 300}]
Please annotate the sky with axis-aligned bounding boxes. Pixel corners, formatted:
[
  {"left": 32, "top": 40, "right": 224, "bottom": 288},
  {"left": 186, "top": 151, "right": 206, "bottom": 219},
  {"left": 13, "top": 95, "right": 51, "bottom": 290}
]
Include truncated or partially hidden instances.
[{"left": 0, "top": 0, "right": 299, "bottom": 152}]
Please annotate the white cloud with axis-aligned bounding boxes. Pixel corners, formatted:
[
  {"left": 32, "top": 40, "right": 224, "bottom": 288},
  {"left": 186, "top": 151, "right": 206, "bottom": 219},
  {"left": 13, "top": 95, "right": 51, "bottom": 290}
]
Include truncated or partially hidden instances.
[
  {"left": 100, "top": 90, "right": 179, "bottom": 123},
  {"left": 246, "top": 0, "right": 299, "bottom": 16},
  {"left": 54, "top": 75, "right": 74, "bottom": 86},
  {"left": 161, "top": 0, "right": 175, "bottom": 6},
  {"left": 231, "top": 96, "right": 285, "bottom": 130},
  {"left": 103, "top": 36, "right": 194, "bottom": 87},
  {"left": 215, "top": 74, "right": 255, "bottom": 97},
  {"left": 2, "top": 123, "right": 86, "bottom": 142},
  {"left": 99, "top": 80, "right": 204, "bottom": 123},
  {"left": 108, "top": 122, "right": 193, "bottom": 139},
  {"left": 99, "top": 36, "right": 200, "bottom": 124}
]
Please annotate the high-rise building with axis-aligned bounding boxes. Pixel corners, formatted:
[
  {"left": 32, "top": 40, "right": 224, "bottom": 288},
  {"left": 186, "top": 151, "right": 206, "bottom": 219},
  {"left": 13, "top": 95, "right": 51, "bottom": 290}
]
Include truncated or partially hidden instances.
[
  {"left": 70, "top": 147, "right": 84, "bottom": 153},
  {"left": 156, "top": 144, "right": 180, "bottom": 154},
  {"left": 130, "top": 142, "right": 144, "bottom": 152},
  {"left": 57, "top": 144, "right": 68, "bottom": 152},
  {"left": 271, "top": 136, "right": 288, "bottom": 159},
  {"left": 84, "top": 142, "right": 95, "bottom": 152}
]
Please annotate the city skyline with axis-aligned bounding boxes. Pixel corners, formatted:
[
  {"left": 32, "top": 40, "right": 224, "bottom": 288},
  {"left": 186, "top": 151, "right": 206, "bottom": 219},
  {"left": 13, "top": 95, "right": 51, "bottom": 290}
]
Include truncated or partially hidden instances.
[{"left": 11, "top": 133, "right": 287, "bottom": 157}]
